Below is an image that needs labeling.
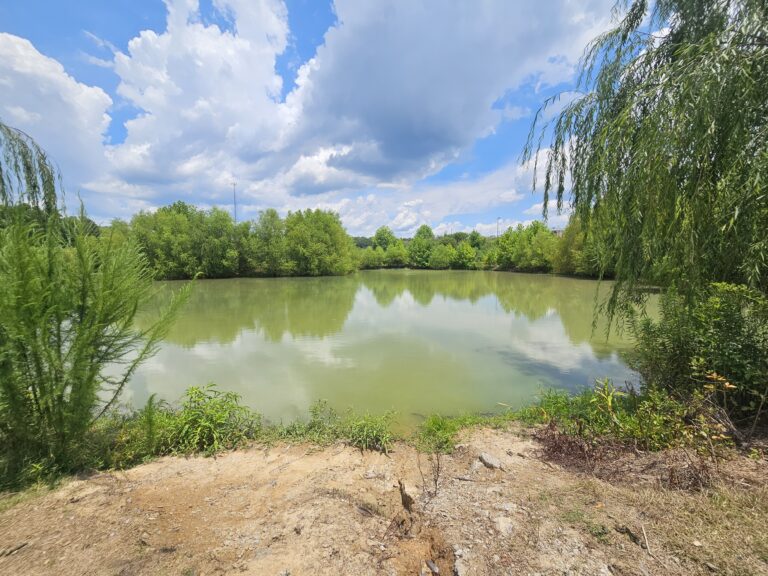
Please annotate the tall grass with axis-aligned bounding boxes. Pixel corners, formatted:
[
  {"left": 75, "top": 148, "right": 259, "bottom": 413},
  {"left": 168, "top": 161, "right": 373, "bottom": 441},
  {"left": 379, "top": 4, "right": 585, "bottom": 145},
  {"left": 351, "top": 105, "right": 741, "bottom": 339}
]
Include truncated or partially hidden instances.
[{"left": 0, "top": 121, "right": 188, "bottom": 488}]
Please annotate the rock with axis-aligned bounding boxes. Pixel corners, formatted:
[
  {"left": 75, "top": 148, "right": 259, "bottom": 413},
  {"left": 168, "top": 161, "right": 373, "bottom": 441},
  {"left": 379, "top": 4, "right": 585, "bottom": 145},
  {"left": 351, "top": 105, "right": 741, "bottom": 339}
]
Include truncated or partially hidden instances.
[
  {"left": 693, "top": 540, "right": 703, "bottom": 547},
  {"left": 452, "top": 546, "right": 464, "bottom": 558},
  {"left": 495, "top": 502, "right": 517, "bottom": 513},
  {"left": 493, "top": 516, "right": 514, "bottom": 536},
  {"left": 706, "top": 562, "right": 718, "bottom": 572},
  {"left": 479, "top": 453, "right": 502, "bottom": 470},
  {"left": 454, "top": 558, "right": 469, "bottom": 576},
  {"left": 426, "top": 559, "right": 440, "bottom": 574}
]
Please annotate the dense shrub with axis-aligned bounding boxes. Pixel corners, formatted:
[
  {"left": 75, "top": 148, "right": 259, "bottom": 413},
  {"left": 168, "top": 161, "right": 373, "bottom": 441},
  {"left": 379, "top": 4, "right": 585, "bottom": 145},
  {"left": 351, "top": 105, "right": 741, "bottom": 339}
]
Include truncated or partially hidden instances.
[
  {"left": 497, "top": 221, "right": 558, "bottom": 272},
  {"left": 429, "top": 244, "right": 457, "bottom": 269},
  {"left": 383, "top": 240, "right": 409, "bottom": 268},
  {"left": 0, "top": 122, "right": 186, "bottom": 489},
  {"left": 452, "top": 241, "right": 477, "bottom": 269},
  {"left": 344, "top": 412, "right": 395, "bottom": 453},
  {"left": 358, "top": 246, "right": 385, "bottom": 269},
  {"left": 517, "top": 380, "right": 725, "bottom": 451},
  {"left": 88, "top": 385, "right": 260, "bottom": 469},
  {"left": 633, "top": 283, "right": 768, "bottom": 431}
]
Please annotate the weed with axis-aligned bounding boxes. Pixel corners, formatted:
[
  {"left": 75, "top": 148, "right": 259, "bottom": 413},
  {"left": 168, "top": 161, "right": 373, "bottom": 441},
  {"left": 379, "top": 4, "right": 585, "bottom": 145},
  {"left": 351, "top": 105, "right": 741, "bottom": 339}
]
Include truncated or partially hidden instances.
[
  {"left": 344, "top": 412, "right": 395, "bottom": 453},
  {"left": 171, "top": 384, "right": 260, "bottom": 455}
]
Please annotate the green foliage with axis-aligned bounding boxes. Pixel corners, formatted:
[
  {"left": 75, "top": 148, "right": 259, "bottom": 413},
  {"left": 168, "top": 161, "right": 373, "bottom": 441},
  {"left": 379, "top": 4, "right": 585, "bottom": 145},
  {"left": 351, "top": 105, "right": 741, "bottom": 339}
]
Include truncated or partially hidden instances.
[
  {"left": 0, "top": 220, "right": 187, "bottom": 483},
  {"left": 170, "top": 384, "right": 260, "bottom": 455},
  {"left": 129, "top": 202, "right": 202, "bottom": 279},
  {"left": 479, "top": 245, "right": 499, "bottom": 270},
  {"left": 0, "top": 121, "right": 187, "bottom": 487},
  {"left": 518, "top": 380, "right": 719, "bottom": 451},
  {"left": 525, "top": 0, "right": 768, "bottom": 309},
  {"left": 633, "top": 283, "right": 768, "bottom": 428},
  {"left": 108, "top": 206, "right": 600, "bottom": 277},
  {"left": 84, "top": 384, "right": 260, "bottom": 468},
  {"left": 372, "top": 226, "right": 397, "bottom": 251},
  {"left": 383, "top": 239, "right": 409, "bottom": 268},
  {"left": 353, "top": 236, "right": 372, "bottom": 249},
  {"left": 413, "top": 224, "right": 435, "bottom": 241},
  {"left": 552, "top": 217, "right": 604, "bottom": 277},
  {"left": 251, "top": 208, "right": 289, "bottom": 275},
  {"left": 0, "top": 122, "right": 57, "bottom": 218},
  {"left": 452, "top": 240, "right": 477, "bottom": 269},
  {"left": 359, "top": 246, "right": 385, "bottom": 269},
  {"left": 344, "top": 412, "right": 395, "bottom": 453},
  {"left": 429, "top": 243, "right": 457, "bottom": 269},
  {"left": 416, "top": 415, "right": 465, "bottom": 453},
  {"left": 468, "top": 230, "right": 485, "bottom": 250},
  {"left": 124, "top": 204, "right": 356, "bottom": 279},
  {"left": 497, "top": 221, "right": 557, "bottom": 272},
  {"left": 278, "top": 400, "right": 344, "bottom": 445},
  {"left": 284, "top": 209, "right": 356, "bottom": 276},
  {"left": 407, "top": 230, "right": 434, "bottom": 268},
  {"left": 277, "top": 401, "right": 395, "bottom": 453}
]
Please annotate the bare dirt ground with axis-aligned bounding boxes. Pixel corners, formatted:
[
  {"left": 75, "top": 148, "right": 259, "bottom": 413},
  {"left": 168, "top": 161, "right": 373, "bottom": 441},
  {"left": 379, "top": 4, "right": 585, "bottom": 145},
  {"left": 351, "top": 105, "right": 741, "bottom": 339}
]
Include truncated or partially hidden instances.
[{"left": 1, "top": 425, "right": 766, "bottom": 576}]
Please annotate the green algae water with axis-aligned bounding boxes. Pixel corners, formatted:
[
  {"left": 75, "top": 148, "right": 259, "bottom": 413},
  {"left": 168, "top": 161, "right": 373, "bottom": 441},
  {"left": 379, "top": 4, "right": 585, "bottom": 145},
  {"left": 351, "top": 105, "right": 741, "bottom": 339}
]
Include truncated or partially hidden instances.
[{"left": 128, "top": 270, "right": 641, "bottom": 425}]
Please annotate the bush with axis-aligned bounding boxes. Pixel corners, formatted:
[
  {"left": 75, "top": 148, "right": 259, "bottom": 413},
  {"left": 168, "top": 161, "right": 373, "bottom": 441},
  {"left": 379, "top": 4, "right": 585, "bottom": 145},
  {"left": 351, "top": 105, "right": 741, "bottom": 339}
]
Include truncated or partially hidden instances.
[
  {"left": 633, "top": 283, "right": 768, "bottom": 431},
  {"left": 416, "top": 414, "right": 465, "bottom": 453},
  {"left": 452, "top": 241, "right": 476, "bottom": 269},
  {"left": 278, "top": 400, "right": 343, "bottom": 445},
  {"left": 518, "top": 380, "right": 723, "bottom": 451},
  {"left": 429, "top": 244, "right": 457, "bottom": 269},
  {"left": 344, "top": 412, "right": 395, "bottom": 453},
  {"left": 359, "top": 246, "right": 385, "bottom": 269},
  {"left": 497, "top": 221, "right": 557, "bottom": 272},
  {"left": 170, "top": 385, "right": 260, "bottom": 455}
]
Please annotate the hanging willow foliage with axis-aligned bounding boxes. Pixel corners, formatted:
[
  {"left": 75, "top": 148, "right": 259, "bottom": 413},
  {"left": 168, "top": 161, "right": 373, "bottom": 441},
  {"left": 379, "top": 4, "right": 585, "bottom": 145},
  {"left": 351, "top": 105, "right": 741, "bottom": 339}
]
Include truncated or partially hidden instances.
[
  {"left": 524, "top": 0, "right": 768, "bottom": 314},
  {"left": 0, "top": 122, "right": 59, "bottom": 219}
]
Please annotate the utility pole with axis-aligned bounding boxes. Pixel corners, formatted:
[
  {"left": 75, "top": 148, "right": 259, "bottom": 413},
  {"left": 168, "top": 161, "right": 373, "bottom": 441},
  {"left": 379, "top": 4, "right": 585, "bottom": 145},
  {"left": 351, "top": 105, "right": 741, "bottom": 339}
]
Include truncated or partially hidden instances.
[{"left": 231, "top": 181, "right": 237, "bottom": 224}]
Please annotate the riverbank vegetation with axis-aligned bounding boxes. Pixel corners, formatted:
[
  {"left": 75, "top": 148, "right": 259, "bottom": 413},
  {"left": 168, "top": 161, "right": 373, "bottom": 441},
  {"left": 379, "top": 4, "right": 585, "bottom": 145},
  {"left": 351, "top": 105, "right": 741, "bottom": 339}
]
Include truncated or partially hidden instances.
[
  {"left": 522, "top": 0, "right": 768, "bottom": 445},
  {"left": 1, "top": 0, "right": 767, "bottom": 495},
  {"left": 5, "top": 375, "right": 748, "bottom": 491}
]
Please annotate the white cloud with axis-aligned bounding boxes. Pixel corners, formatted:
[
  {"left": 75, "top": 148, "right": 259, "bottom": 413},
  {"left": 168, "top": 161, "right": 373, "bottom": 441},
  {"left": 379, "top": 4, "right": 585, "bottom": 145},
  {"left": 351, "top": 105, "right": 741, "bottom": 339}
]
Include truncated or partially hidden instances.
[
  {"left": 106, "top": 0, "right": 290, "bottom": 192},
  {"left": 1, "top": 0, "right": 616, "bottom": 226},
  {"left": 0, "top": 33, "right": 112, "bottom": 203},
  {"left": 285, "top": 0, "right": 613, "bottom": 184}
]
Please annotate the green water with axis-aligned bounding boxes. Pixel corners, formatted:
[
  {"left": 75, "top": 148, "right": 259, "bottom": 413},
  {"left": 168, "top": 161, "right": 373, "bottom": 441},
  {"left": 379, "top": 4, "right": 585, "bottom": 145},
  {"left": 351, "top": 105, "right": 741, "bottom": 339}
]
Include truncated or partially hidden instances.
[{"left": 128, "top": 270, "right": 641, "bottom": 424}]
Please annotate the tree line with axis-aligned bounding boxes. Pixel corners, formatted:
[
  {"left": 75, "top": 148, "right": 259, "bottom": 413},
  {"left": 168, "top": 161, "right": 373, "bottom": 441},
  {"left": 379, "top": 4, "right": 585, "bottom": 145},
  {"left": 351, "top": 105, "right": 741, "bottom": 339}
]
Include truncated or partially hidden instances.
[{"left": 97, "top": 201, "right": 606, "bottom": 280}]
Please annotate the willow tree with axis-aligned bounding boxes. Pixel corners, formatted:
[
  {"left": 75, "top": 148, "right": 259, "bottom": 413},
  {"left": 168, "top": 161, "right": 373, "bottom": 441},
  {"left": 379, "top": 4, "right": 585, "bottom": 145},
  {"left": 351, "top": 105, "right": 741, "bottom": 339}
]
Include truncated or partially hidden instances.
[
  {"left": 525, "top": 0, "right": 768, "bottom": 313},
  {"left": 0, "top": 121, "right": 186, "bottom": 482}
]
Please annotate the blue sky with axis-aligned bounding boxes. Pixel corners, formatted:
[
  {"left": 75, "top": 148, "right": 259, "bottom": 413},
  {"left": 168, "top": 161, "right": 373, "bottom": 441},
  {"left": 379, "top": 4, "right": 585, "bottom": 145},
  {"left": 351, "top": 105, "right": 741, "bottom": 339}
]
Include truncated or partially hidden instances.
[{"left": 0, "top": 0, "right": 615, "bottom": 235}]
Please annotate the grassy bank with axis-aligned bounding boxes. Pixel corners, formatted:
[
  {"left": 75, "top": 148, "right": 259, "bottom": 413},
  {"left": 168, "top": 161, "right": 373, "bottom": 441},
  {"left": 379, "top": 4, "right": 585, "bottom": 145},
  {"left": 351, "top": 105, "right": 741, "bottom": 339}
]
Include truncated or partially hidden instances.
[{"left": 4, "top": 378, "right": 756, "bottom": 492}]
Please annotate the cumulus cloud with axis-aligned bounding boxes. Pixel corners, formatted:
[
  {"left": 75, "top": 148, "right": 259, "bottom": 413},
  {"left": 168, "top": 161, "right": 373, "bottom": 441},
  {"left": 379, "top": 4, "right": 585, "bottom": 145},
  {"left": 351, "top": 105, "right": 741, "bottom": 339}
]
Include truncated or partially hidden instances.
[
  {"left": 285, "top": 0, "right": 612, "bottom": 184},
  {"left": 0, "top": 33, "right": 112, "bottom": 201},
  {"left": 104, "top": 0, "right": 290, "bottom": 192},
  {"left": 1, "top": 0, "right": 615, "bottom": 228}
]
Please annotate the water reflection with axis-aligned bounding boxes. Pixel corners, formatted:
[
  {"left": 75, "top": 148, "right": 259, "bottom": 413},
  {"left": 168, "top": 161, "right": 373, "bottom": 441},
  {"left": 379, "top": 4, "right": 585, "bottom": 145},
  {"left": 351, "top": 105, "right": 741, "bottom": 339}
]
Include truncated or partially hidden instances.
[
  {"left": 137, "top": 275, "right": 359, "bottom": 345},
  {"left": 128, "top": 270, "right": 643, "bottom": 424}
]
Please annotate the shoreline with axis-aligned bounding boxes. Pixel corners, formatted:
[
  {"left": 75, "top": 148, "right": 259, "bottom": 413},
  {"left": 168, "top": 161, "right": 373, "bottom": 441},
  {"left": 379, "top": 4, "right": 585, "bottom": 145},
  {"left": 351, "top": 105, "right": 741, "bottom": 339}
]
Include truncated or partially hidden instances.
[{"left": 1, "top": 424, "right": 765, "bottom": 575}]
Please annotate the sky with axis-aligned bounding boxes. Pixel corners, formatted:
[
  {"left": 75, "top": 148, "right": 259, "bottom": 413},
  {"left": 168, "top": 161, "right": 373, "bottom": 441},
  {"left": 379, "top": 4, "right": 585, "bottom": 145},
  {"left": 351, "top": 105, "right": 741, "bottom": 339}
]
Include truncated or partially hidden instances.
[{"left": 0, "top": 0, "right": 616, "bottom": 236}]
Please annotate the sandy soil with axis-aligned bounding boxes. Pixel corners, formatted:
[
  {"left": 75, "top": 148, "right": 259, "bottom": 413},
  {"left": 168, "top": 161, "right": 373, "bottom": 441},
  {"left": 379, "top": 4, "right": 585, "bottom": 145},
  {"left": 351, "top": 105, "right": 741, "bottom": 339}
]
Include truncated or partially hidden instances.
[{"left": 1, "top": 426, "right": 766, "bottom": 576}]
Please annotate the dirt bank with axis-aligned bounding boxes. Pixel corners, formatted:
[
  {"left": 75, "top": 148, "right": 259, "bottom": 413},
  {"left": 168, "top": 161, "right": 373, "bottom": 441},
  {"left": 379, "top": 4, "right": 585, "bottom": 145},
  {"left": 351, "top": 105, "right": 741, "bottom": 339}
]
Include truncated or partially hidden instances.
[{"left": 1, "top": 426, "right": 766, "bottom": 575}]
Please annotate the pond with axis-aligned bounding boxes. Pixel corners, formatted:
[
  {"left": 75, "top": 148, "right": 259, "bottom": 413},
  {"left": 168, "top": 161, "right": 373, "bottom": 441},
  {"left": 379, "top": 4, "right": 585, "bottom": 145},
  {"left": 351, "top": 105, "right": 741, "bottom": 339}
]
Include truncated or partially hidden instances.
[{"left": 128, "top": 270, "right": 641, "bottom": 425}]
